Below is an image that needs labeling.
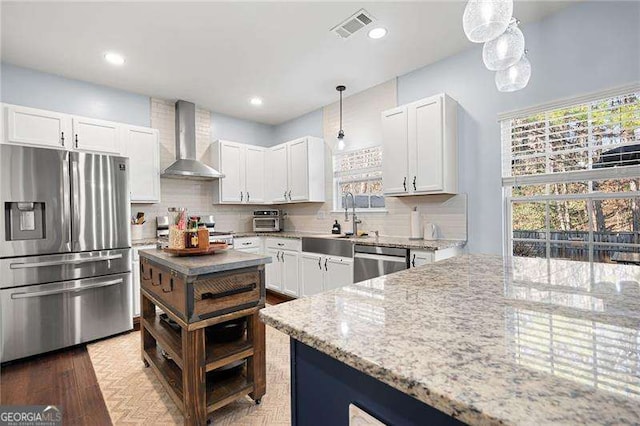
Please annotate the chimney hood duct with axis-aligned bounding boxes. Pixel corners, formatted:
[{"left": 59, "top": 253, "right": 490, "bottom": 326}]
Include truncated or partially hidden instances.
[{"left": 161, "top": 100, "right": 224, "bottom": 180}]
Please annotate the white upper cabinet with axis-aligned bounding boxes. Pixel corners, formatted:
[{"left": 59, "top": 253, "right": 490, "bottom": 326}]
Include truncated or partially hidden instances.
[
  {"left": 4, "top": 104, "right": 70, "bottom": 149},
  {"left": 269, "top": 144, "right": 289, "bottom": 203},
  {"left": 245, "top": 145, "right": 266, "bottom": 203},
  {"left": 382, "top": 94, "right": 457, "bottom": 196},
  {"left": 72, "top": 116, "right": 122, "bottom": 154},
  {"left": 270, "top": 136, "right": 325, "bottom": 203},
  {"left": 126, "top": 126, "right": 160, "bottom": 203},
  {"left": 212, "top": 140, "right": 267, "bottom": 204},
  {"left": 381, "top": 106, "right": 409, "bottom": 195}
]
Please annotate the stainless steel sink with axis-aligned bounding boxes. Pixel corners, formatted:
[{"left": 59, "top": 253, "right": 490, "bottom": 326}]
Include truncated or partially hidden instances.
[{"left": 301, "top": 237, "right": 354, "bottom": 258}]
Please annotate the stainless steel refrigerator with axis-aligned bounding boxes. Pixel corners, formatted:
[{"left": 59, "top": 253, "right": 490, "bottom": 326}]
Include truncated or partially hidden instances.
[{"left": 0, "top": 145, "right": 133, "bottom": 362}]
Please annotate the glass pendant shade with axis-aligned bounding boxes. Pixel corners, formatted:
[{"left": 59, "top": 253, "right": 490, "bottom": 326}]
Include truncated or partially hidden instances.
[
  {"left": 336, "top": 136, "right": 345, "bottom": 151},
  {"left": 463, "top": 0, "right": 513, "bottom": 43},
  {"left": 495, "top": 53, "right": 531, "bottom": 92},
  {"left": 482, "top": 20, "right": 524, "bottom": 70}
]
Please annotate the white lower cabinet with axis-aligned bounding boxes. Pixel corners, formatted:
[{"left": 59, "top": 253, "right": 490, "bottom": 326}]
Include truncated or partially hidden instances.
[
  {"left": 132, "top": 245, "right": 156, "bottom": 317},
  {"left": 300, "top": 253, "right": 324, "bottom": 297},
  {"left": 265, "top": 248, "right": 299, "bottom": 297},
  {"left": 281, "top": 251, "right": 300, "bottom": 297},
  {"left": 301, "top": 252, "right": 353, "bottom": 296},
  {"left": 265, "top": 248, "right": 283, "bottom": 293}
]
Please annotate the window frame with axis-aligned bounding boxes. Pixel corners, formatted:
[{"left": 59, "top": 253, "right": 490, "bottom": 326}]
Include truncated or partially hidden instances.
[
  {"left": 501, "top": 85, "right": 640, "bottom": 261},
  {"left": 332, "top": 146, "right": 387, "bottom": 213}
]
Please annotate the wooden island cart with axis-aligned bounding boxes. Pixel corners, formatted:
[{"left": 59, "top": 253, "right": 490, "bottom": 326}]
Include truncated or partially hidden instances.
[{"left": 138, "top": 248, "right": 271, "bottom": 425}]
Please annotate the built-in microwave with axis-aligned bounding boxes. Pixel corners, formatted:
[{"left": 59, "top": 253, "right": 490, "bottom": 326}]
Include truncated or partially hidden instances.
[{"left": 252, "top": 210, "right": 281, "bottom": 232}]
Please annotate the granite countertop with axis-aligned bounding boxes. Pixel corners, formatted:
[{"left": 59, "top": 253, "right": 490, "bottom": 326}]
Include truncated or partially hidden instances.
[
  {"left": 138, "top": 248, "right": 271, "bottom": 276},
  {"left": 260, "top": 254, "right": 640, "bottom": 425},
  {"left": 234, "top": 231, "right": 466, "bottom": 251},
  {"left": 132, "top": 238, "right": 159, "bottom": 247}
]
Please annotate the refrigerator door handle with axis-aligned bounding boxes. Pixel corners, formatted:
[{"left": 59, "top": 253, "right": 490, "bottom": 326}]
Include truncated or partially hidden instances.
[
  {"left": 10, "top": 278, "right": 124, "bottom": 299},
  {"left": 70, "top": 157, "right": 81, "bottom": 248},
  {"left": 9, "top": 253, "right": 123, "bottom": 269}
]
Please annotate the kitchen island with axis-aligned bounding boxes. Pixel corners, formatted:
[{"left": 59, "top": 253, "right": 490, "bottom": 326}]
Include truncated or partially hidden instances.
[
  {"left": 139, "top": 248, "right": 271, "bottom": 426},
  {"left": 260, "top": 254, "right": 640, "bottom": 425}
]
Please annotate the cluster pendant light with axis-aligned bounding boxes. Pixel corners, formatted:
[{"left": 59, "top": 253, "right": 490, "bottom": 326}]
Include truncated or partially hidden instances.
[
  {"left": 463, "top": 0, "right": 531, "bottom": 92},
  {"left": 336, "top": 85, "right": 346, "bottom": 151}
]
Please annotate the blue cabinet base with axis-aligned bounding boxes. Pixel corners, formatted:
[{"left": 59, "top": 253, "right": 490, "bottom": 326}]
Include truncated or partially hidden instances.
[{"left": 290, "top": 338, "right": 464, "bottom": 426}]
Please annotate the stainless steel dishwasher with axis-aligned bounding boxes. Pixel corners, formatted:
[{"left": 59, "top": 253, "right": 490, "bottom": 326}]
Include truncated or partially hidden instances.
[{"left": 353, "top": 245, "right": 409, "bottom": 283}]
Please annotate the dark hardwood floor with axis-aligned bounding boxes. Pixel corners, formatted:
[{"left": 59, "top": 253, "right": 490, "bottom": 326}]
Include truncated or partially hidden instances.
[
  {"left": 1, "top": 294, "right": 291, "bottom": 424},
  {"left": 1, "top": 345, "right": 112, "bottom": 426}
]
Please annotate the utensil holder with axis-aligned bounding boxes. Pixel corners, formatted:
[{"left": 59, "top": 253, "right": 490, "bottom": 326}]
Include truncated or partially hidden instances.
[{"left": 131, "top": 224, "right": 144, "bottom": 241}]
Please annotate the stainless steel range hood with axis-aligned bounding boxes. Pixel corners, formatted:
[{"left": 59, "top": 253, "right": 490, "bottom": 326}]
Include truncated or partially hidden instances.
[{"left": 161, "top": 100, "right": 224, "bottom": 180}]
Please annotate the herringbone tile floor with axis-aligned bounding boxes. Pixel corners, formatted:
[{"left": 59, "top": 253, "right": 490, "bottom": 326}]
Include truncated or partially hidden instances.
[{"left": 87, "top": 325, "right": 291, "bottom": 425}]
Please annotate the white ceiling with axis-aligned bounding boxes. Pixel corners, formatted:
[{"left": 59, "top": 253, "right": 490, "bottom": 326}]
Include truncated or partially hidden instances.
[{"left": 1, "top": 1, "right": 573, "bottom": 125}]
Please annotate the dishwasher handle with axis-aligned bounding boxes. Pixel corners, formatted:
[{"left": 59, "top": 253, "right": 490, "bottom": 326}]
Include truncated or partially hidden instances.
[{"left": 354, "top": 252, "right": 408, "bottom": 263}]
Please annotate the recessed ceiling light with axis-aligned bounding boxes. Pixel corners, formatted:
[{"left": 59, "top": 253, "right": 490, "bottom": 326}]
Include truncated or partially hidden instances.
[
  {"left": 250, "top": 97, "right": 263, "bottom": 106},
  {"left": 104, "top": 52, "right": 125, "bottom": 66},
  {"left": 368, "top": 27, "right": 388, "bottom": 39}
]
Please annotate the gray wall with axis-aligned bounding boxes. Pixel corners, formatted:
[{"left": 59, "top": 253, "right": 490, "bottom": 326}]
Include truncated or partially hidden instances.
[
  {"left": 397, "top": 0, "right": 640, "bottom": 254},
  {"left": 211, "top": 112, "right": 275, "bottom": 147},
  {"left": 1, "top": 62, "right": 151, "bottom": 126},
  {"left": 272, "top": 108, "right": 323, "bottom": 145}
]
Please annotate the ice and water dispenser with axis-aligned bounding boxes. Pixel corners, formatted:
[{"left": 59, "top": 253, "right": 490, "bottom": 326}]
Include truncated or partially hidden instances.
[{"left": 4, "top": 201, "right": 46, "bottom": 241}]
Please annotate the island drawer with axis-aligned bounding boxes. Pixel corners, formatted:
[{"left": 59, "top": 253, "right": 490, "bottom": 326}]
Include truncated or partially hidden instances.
[
  {"left": 140, "top": 259, "right": 186, "bottom": 317},
  {"left": 193, "top": 269, "right": 261, "bottom": 319}
]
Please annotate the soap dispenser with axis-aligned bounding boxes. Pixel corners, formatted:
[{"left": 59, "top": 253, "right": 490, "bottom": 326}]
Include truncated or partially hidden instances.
[{"left": 331, "top": 220, "right": 341, "bottom": 235}]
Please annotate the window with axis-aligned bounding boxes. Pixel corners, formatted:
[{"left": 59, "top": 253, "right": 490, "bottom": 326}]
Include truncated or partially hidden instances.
[
  {"left": 501, "top": 88, "right": 640, "bottom": 263},
  {"left": 333, "top": 146, "right": 385, "bottom": 211}
]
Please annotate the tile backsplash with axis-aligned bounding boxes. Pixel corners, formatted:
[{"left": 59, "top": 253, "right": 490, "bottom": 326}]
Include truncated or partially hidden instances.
[
  {"left": 132, "top": 98, "right": 467, "bottom": 242},
  {"left": 131, "top": 98, "right": 255, "bottom": 238}
]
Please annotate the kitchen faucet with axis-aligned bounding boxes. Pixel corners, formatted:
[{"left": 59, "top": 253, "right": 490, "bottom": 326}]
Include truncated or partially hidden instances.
[{"left": 343, "top": 192, "right": 362, "bottom": 236}]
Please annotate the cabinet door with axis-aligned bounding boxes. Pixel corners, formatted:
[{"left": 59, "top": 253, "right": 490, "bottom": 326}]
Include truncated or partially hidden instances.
[
  {"left": 5, "top": 105, "right": 70, "bottom": 149},
  {"left": 270, "top": 144, "right": 288, "bottom": 202},
  {"left": 281, "top": 250, "right": 300, "bottom": 297},
  {"left": 265, "top": 248, "right": 282, "bottom": 292},
  {"left": 127, "top": 127, "right": 160, "bottom": 202},
  {"left": 219, "top": 142, "right": 245, "bottom": 203},
  {"left": 72, "top": 116, "right": 121, "bottom": 154},
  {"left": 411, "top": 97, "right": 443, "bottom": 193},
  {"left": 382, "top": 106, "right": 409, "bottom": 195},
  {"left": 325, "top": 257, "right": 353, "bottom": 290},
  {"left": 245, "top": 145, "right": 265, "bottom": 203},
  {"left": 287, "top": 138, "right": 309, "bottom": 201},
  {"left": 300, "top": 253, "right": 324, "bottom": 297}
]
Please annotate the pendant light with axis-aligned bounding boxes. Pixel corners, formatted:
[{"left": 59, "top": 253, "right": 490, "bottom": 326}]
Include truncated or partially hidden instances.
[
  {"left": 336, "top": 85, "right": 346, "bottom": 151},
  {"left": 463, "top": 0, "right": 513, "bottom": 43},
  {"left": 495, "top": 50, "right": 531, "bottom": 92},
  {"left": 482, "top": 18, "right": 524, "bottom": 71}
]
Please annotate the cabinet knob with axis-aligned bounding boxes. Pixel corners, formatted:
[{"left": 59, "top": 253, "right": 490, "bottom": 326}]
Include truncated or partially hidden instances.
[
  {"left": 247, "top": 192, "right": 250, "bottom": 202},
  {"left": 240, "top": 192, "right": 244, "bottom": 202},
  {"left": 288, "top": 190, "right": 292, "bottom": 200},
  {"left": 413, "top": 176, "right": 417, "bottom": 191},
  {"left": 318, "top": 257, "right": 322, "bottom": 270},
  {"left": 75, "top": 134, "right": 79, "bottom": 148},
  {"left": 60, "top": 131, "right": 65, "bottom": 146},
  {"left": 403, "top": 177, "right": 407, "bottom": 191},
  {"left": 411, "top": 254, "right": 416, "bottom": 268},
  {"left": 324, "top": 258, "right": 328, "bottom": 271}
]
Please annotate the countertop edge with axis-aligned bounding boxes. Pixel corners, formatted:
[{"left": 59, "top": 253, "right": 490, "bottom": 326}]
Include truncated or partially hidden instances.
[
  {"left": 139, "top": 250, "right": 271, "bottom": 276},
  {"left": 259, "top": 310, "right": 498, "bottom": 426}
]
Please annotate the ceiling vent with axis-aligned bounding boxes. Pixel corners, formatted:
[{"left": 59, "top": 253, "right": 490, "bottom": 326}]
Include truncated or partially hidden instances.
[{"left": 331, "top": 9, "right": 375, "bottom": 39}]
